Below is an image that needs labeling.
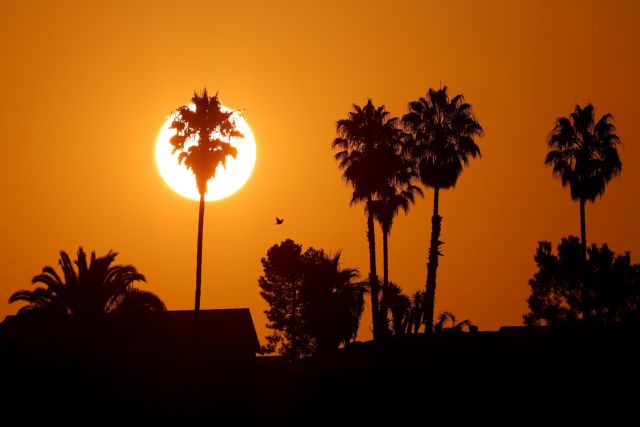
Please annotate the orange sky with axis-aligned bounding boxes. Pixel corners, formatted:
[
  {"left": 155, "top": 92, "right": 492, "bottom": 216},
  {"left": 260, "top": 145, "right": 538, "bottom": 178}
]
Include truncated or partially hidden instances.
[{"left": 1, "top": 0, "right": 639, "bottom": 344}]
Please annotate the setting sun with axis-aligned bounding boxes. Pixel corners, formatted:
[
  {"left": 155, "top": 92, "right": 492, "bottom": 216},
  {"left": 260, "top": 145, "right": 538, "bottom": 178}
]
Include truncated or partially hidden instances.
[{"left": 155, "top": 106, "right": 257, "bottom": 201}]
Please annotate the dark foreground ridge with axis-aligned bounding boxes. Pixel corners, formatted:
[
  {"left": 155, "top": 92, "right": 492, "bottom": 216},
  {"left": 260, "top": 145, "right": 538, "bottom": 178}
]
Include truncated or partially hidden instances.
[{"left": 1, "top": 311, "right": 638, "bottom": 424}]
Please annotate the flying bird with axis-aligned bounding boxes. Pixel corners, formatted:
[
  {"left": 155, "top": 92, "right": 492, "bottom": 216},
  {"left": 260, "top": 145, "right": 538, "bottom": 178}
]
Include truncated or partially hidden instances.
[{"left": 275, "top": 217, "right": 284, "bottom": 225}]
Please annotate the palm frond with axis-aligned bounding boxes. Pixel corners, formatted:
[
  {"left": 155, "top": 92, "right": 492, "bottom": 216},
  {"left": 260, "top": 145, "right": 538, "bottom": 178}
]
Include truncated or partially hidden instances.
[
  {"left": 546, "top": 103, "right": 622, "bottom": 201},
  {"left": 169, "top": 89, "right": 244, "bottom": 195}
]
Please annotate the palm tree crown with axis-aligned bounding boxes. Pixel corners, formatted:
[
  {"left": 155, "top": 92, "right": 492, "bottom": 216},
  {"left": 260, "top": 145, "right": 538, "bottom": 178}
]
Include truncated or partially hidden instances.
[
  {"left": 545, "top": 103, "right": 621, "bottom": 202},
  {"left": 370, "top": 167, "right": 423, "bottom": 237},
  {"left": 9, "top": 248, "right": 165, "bottom": 318},
  {"left": 402, "top": 86, "right": 483, "bottom": 189},
  {"left": 434, "top": 311, "right": 474, "bottom": 333},
  {"left": 170, "top": 89, "right": 243, "bottom": 196},
  {"left": 333, "top": 99, "right": 404, "bottom": 204}
]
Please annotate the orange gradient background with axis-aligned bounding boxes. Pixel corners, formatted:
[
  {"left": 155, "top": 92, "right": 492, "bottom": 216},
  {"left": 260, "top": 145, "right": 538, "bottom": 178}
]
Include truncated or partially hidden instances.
[{"left": 1, "top": 0, "right": 639, "bottom": 344}]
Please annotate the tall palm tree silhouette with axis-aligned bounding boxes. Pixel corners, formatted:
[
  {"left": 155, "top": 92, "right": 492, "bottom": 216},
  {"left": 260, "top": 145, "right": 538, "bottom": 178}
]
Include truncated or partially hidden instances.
[
  {"left": 546, "top": 103, "right": 622, "bottom": 262},
  {"left": 170, "top": 89, "right": 243, "bottom": 312},
  {"left": 402, "top": 86, "right": 483, "bottom": 333},
  {"left": 333, "top": 99, "right": 403, "bottom": 339},
  {"left": 370, "top": 163, "right": 422, "bottom": 330},
  {"left": 9, "top": 248, "right": 165, "bottom": 319},
  {"left": 546, "top": 103, "right": 621, "bottom": 322}
]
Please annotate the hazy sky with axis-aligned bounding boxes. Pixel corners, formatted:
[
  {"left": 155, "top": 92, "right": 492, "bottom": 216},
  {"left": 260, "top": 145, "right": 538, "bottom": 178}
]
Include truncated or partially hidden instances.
[{"left": 1, "top": 0, "right": 639, "bottom": 343}]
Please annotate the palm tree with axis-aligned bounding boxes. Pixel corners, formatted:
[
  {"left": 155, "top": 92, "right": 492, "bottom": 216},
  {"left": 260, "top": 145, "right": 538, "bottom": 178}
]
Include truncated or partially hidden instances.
[
  {"left": 339, "top": 281, "right": 368, "bottom": 346},
  {"left": 332, "top": 99, "right": 404, "bottom": 339},
  {"left": 434, "top": 311, "right": 474, "bottom": 333},
  {"left": 406, "top": 290, "right": 425, "bottom": 334},
  {"left": 370, "top": 162, "right": 422, "bottom": 329},
  {"left": 384, "top": 282, "right": 411, "bottom": 336},
  {"left": 9, "top": 248, "right": 165, "bottom": 320},
  {"left": 402, "top": 86, "right": 483, "bottom": 333},
  {"left": 170, "top": 89, "right": 243, "bottom": 312},
  {"left": 546, "top": 103, "right": 622, "bottom": 323},
  {"left": 302, "top": 250, "right": 365, "bottom": 354},
  {"left": 546, "top": 103, "right": 622, "bottom": 263}
]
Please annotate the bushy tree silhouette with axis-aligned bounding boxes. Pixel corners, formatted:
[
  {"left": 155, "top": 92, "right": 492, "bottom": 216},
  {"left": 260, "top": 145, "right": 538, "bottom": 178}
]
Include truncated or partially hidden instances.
[
  {"left": 301, "top": 249, "right": 364, "bottom": 354},
  {"left": 524, "top": 237, "right": 640, "bottom": 326},
  {"left": 259, "top": 239, "right": 365, "bottom": 358},
  {"left": 258, "top": 239, "right": 307, "bottom": 358},
  {"left": 170, "top": 89, "right": 243, "bottom": 311},
  {"left": 402, "top": 86, "right": 483, "bottom": 333}
]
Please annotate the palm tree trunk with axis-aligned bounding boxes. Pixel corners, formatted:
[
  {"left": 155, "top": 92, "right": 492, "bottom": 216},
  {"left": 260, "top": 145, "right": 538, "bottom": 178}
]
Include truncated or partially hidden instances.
[
  {"left": 579, "top": 197, "right": 591, "bottom": 324},
  {"left": 580, "top": 197, "right": 587, "bottom": 262},
  {"left": 195, "top": 192, "right": 205, "bottom": 312},
  {"left": 424, "top": 186, "right": 442, "bottom": 334},
  {"left": 290, "top": 274, "right": 298, "bottom": 360},
  {"left": 380, "top": 227, "right": 389, "bottom": 335},
  {"left": 366, "top": 197, "right": 380, "bottom": 340}
]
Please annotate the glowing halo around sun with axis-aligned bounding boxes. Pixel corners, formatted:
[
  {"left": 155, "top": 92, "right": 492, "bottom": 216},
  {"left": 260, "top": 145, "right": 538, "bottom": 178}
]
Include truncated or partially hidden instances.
[{"left": 155, "top": 106, "right": 256, "bottom": 201}]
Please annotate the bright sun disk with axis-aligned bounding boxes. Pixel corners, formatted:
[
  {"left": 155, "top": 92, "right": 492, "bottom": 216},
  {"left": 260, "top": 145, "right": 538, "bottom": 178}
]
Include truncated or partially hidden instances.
[{"left": 155, "top": 106, "right": 256, "bottom": 201}]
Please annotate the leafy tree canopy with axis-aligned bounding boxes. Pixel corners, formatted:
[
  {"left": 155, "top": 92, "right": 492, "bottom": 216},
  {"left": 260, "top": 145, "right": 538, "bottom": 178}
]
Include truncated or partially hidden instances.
[
  {"left": 258, "top": 239, "right": 365, "bottom": 358},
  {"left": 524, "top": 237, "right": 640, "bottom": 326}
]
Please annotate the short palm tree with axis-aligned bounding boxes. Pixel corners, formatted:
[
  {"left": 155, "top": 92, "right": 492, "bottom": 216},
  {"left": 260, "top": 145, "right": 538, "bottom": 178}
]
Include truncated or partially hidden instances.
[
  {"left": 406, "top": 290, "right": 425, "bottom": 334},
  {"left": 546, "top": 103, "right": 622, "bottom": 262},
  {"left": 9, "top": 248, "right": 165, "bottom": 320},
  {"left": 384, "top": 282, "right": 411, "bottom": 336},
  {"left": 338, "top": 281, "right": 368, "bottom": 345},
  {"left": 302, "top": 250, "right": 364, "bottom": 353},
  {"left": 333, "top": 99, "right": 404, "bottom": 339},
  {"left": 170, "top": 89, "right": 243, "bottom": 311},
  {"left": 434, "top": 311, "right": 474, "bottom": 333},
  {"left": 402, "top": 86, "right": 483, "bottom": 333}
]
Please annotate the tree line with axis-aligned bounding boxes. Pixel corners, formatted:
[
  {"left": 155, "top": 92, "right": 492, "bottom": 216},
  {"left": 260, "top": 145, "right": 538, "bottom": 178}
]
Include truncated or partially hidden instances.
[
  {"left": 6, "top": 88, "right": 639, "bottom": 360},
  {"left": 259, "top": 85, "right": 638, "bottom": 355}
]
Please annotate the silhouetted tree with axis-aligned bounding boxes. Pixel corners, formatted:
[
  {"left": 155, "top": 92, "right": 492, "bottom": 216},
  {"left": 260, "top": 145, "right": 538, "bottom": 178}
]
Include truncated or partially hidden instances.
[
  {"left": 301, "top": 250, "right": 364, "bottom": 354},
  {"left": 258, "top": 239, "right": 309, "bottom": 359},
  {"left": 333, "top": 99, "right": 404, "bottom": 339},
  {"left": 383, "top": 282, "right": 411, "bottom": 336},
  {"left": 546, "top": 104, "right": 622, "bottom": 262},
  {"left": 402, "top": 86, "right": 483, "bottom": 333},
  {"left": 370, "top": 160, "right": 422, "bottom": 331},
  {"left": 9, "top": 248, "right": 165, "bottom": 329},
  {"left": 406, "top": 290, "right": 425, "bottom": 334},
  {"left": 340, "top": 280, "right": 368, "bottom": 346},
  {"left": 434, "top": 311, "right": 475, "bottom": 333},
  {"left": 259, "top": 240, "right": 366, "bottom": 358},
  {"left": 524, "top": 237, "right": 640, "bottom": 326},
  {"left": 170, "top": 89, "right": 243, "bottom": 312},
  {"left": 545, "top": 104, "right": 622, "bottom": 322}
]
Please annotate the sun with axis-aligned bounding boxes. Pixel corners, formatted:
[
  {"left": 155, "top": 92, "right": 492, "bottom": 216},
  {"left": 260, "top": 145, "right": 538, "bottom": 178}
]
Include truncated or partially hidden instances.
[{"left": 155, "top": 106, "right": 257, "bottom": 201}]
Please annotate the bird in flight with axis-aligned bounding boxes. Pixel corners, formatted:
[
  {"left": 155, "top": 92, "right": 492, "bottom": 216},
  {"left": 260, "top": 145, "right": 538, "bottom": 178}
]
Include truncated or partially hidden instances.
[{"left": 275, "top": 217, "right": 284, "bottom": 225}]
